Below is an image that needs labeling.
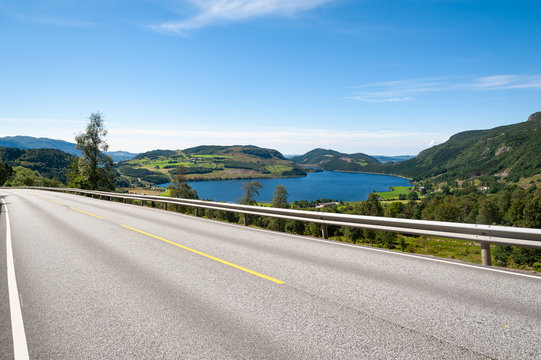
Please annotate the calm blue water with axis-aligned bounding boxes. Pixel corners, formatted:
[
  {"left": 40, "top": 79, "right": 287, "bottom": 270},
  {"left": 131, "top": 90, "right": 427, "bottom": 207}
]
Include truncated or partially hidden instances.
[{"left": 159, "top": 171, "right": 410, "bottom": 203}]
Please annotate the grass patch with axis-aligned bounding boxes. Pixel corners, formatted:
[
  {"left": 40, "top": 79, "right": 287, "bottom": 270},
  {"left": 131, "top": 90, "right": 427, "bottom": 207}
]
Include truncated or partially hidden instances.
[
  {"left": 374, "top": 186, "right": 413, "bottom": 200},
  {"left": 266, "top": 165, "right": 293, "bottom": 173}
]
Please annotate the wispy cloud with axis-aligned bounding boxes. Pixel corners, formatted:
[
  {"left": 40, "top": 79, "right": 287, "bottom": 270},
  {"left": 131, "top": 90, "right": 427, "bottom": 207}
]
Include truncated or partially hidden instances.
[
  {"left": 150, "top": 0, "right": 336, "bottom": 34},
  {"left": 463, "top": 75, "right": 541, "bottom": 91},
  {"left": 350, "top": 75, "right": 541, "bottom": 103},
  {"left": 349, "top": 78, "right": 446, "bottom": 103}
]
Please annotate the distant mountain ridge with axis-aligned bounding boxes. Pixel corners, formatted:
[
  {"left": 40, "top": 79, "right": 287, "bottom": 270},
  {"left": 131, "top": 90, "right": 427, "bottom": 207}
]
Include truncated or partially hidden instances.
[
  {"left": 370, "top": 155, "right": 415, "bottom": 164},
  {"left": 0, "top": 136, "right": 139, "bottom": 162},
  {"left": 291, "top": 148, "right": 379, "bottom": 171}
]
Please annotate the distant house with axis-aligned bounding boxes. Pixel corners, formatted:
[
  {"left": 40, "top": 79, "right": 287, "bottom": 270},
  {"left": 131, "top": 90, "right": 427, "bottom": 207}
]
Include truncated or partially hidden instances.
[{"left": 315, "top": 202, "right": 339, "bottom": 209}]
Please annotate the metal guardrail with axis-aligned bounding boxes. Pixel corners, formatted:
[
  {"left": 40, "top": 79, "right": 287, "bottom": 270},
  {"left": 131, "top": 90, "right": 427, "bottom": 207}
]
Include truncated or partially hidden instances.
[{"left": 12, "top": 186, "right": 541, "bottom": 266}]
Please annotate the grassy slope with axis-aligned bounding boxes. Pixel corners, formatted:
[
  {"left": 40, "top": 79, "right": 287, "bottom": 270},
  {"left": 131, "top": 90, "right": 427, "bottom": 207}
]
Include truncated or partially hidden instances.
[
  {"left": 116, "top": 145, "right": 307, "bottom": 185},
  {"left": 373, "top": 186, "right": 413, "bottom": 200}
]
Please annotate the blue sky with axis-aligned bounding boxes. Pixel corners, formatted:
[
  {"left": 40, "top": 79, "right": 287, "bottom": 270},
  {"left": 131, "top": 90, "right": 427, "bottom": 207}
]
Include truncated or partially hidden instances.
[{"left": 1, "top": 0, "right": 540, "bottom": 155}]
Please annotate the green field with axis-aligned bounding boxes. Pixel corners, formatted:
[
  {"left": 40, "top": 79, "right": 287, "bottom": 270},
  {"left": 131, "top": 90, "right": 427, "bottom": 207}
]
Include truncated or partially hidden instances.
[
  {"left": 116, "top": 146, "right": 307, "bottom": 186},
  {"left": 374, "top": 186, "right": 413, "bottom": 200}
]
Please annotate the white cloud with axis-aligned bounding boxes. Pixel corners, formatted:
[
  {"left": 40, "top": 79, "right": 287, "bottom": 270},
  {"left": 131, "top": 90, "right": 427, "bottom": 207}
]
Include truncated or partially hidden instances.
[
  {"left": 150, "top": 0, "right": 336, "bottom": 34},
  {"left": 350, "top": 75, "right": 541, "bottom": 103}
]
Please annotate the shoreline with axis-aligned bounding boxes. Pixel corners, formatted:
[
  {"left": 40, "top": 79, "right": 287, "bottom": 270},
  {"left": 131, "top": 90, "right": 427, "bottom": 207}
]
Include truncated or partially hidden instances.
[{"left": 321, "top": 170, "right": 413, "bottom": 181}]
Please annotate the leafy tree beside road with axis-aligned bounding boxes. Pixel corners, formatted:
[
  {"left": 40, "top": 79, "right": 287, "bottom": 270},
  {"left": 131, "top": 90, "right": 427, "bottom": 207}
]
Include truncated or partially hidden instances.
[
  {"left": 0, "top": 160, "right": 13, "bottom": 186},
  {"left": 169, "top": 167, "right": 198, "bottom": 200},
  {"left": 272, "top": 185, "right": 289, "bottom": 208},
  {"left": 240, "top": 181, "right": 262, "bottom": 205},
  {"left": 68, "top": 112, "right": 115, "bottom": 191}
]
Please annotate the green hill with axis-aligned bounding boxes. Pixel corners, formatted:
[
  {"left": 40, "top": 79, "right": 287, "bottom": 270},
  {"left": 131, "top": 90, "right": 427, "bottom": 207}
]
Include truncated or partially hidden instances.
[
  {"left": 365, "top": 112, "right": 541, "bottom": 183},
  {"left": 116, "top": 145, "right": 307, "bottom": 186},
  {"left": 0, "top": 147, "right": 76, "bottom": 183},
  {"left": 291, "top": 148, "right": 380, "bottom": 171}
]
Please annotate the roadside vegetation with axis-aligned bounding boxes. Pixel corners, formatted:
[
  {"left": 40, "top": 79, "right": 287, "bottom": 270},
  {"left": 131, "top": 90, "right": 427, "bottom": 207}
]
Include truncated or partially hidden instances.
[{"left": 68, "top": 112, "right": 115, "bottom": 191}]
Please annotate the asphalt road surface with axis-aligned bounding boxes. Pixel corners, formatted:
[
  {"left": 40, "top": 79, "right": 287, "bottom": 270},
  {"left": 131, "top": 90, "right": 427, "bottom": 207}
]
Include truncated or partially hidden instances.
[{"left": 1, "top": 189, "right": 540, "bottom": 359}]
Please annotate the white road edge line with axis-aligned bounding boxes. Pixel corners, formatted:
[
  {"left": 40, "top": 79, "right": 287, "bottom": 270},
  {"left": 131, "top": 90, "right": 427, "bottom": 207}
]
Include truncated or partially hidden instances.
[{"left": 2, "top": 196, "right": 30, "bottom": 360}]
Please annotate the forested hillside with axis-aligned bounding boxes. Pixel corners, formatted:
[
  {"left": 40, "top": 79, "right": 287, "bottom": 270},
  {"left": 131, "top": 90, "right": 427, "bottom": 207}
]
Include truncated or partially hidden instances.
[
  {"left": 0, "top": 147, "right": 75, "bottom": 183},
  {"left": 291, "top": 148, "right": 379, "bottom": 171},
  {"left": 364, "top": 112, "right": 541, "bottom": 183}
]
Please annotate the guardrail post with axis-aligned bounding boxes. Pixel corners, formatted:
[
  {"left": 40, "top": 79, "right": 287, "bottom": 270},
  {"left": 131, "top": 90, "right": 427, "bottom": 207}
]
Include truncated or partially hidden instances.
[
  {"left": 141, "top": 200, "right": 145, "bottom": 207},
  {"left": 481, "top": 242, "right": 492, "bottom": 266},
  {"left": 243, "top": 214, "right": 248, "bottom": 226},
  {"left": 321, "top": 224, "right": 328, "bottom": 239},
  {"left": 122, "top": 198, "right": 126, "bottom": 204},
  {"left": 195, "top": 208, "right": 199, "bottom": 217},
  {"left": 164, "top": 203, "right": 168, "bottom": 211}
]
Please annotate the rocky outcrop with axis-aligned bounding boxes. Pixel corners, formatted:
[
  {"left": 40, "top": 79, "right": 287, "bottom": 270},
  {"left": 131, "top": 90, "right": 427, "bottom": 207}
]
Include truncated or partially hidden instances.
[{"left": 527, "top": 112, "right": 541, "bottom": 122}]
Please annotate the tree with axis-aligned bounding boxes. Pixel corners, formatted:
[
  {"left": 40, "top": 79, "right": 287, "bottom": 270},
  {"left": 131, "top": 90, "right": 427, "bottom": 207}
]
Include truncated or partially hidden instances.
[
  {"left": 0, "top": 160, "right": 13, "bottom": 186},
  {"left": 349, "top": 193, "right": 383, "bottom": 245},
  {"left": 272, "top": 185, "right": 289, "bottom": 208},
  {"left": 407, "top": 191, "right": 419, "bottom": 201},
  {"left": 522, "top": 197, "right": 541, "bottom": 228},
  {"left": 386, "top": 201, "right": 405, "bottom": 218},
  {"left": 71, "top": 112, "right": 115, "bottom": 190},
  {"left": 375, "top": 231, "right": 397, "bottom": 249},
  {"left": 359, "top": 193, "right": 384, "bottom": 217},
  {"left": 240, "top": 181, "right": 262, "bottom": 205},
  {"left": 169, "top": 167, "right": 198, "bottom": 199}
]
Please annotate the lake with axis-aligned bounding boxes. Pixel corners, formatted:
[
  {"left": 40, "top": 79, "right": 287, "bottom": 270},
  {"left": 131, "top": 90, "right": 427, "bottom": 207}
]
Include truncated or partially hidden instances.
[{"left": 159, "top": 171, "right": 411, "bottom": 203}]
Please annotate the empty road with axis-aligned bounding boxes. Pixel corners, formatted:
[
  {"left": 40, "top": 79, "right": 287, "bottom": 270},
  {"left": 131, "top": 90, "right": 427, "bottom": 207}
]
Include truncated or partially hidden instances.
[{"left": 1, "top": 189, "right": 540, "bottom": 359}]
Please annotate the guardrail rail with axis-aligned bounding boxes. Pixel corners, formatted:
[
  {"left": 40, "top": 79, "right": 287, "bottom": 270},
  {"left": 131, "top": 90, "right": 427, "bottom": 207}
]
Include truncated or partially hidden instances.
[{"left": 9, "top": 186, "right": 541, "bottom": 266}]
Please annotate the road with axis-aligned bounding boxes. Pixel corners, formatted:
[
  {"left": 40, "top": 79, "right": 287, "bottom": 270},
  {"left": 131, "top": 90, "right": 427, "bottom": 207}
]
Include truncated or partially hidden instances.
[{"left": 1, "top": 189, "right": 540, "bottom": 359}]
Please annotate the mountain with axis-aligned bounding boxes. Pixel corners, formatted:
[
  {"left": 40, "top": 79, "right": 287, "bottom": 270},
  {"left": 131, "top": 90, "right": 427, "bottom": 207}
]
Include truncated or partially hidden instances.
[
  {"left": 0, "top": 136, "right": 139, "bottom": 162},
  {"left": 365, "top": 112, "right": 541, "bottom": 182},
  {"left": 291, "top": 148, "right": 380, "bottom": 171},
  {"left": 106, "top": 151, "right": 140, "bottom": 162},
  {"left": 0, "top": 136, "right": 79, "bottom": 155},
  {"left": 370, "top": 155, "right": 415, "bottom": 164},
  {"left": 116, "top": 145, "right": 307, "bottom": 186},
  {"left": 0, "top": 147, "right": 76, "bottom": 183}
]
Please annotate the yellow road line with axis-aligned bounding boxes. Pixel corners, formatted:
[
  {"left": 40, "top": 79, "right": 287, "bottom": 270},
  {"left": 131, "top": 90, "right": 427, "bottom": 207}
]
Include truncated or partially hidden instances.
[
  {"left": 38, "top": 195, "right": 105, "bottom": 220},
  {"left": 121, "top": 225, "right": 285, "bottom": 285},
  {"left": 34, "top": 194, "right": 65, "bottom": 206},
  {"left": 35, "top": 194, "right": 104, "bottom": 220},
  {"left": 69, "top": 207, "right": 105, "bottom": 220}
]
